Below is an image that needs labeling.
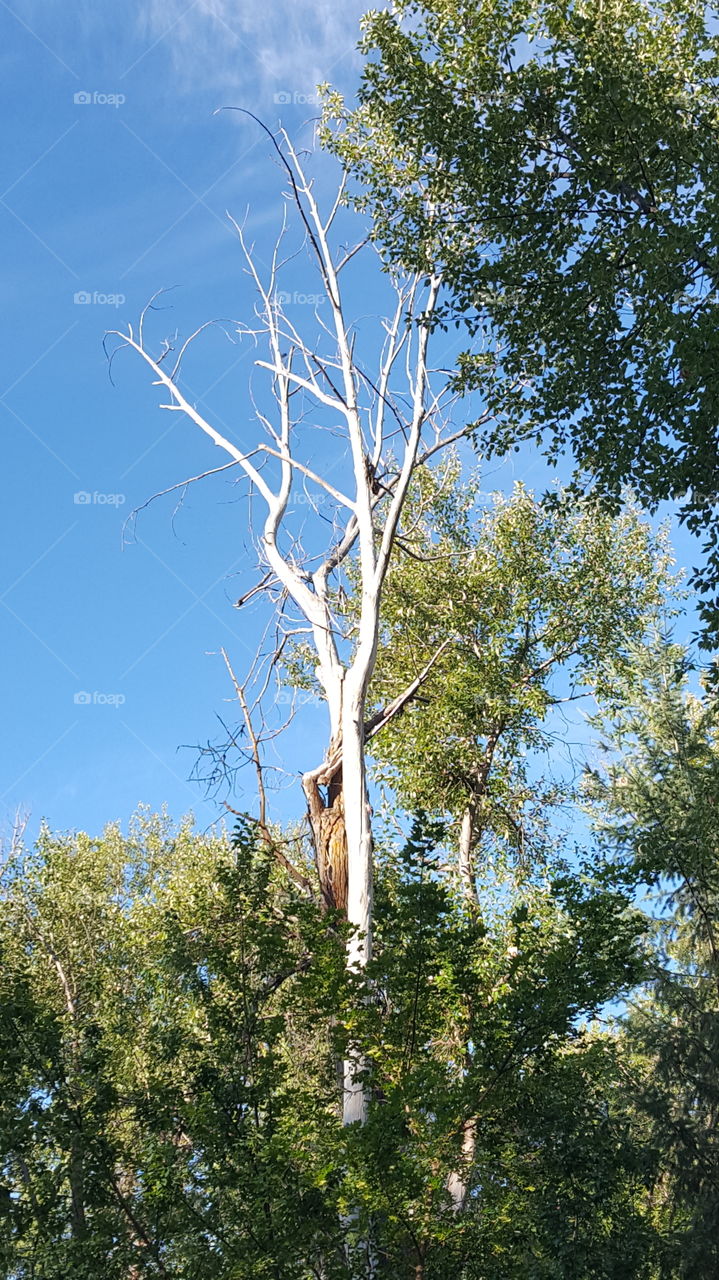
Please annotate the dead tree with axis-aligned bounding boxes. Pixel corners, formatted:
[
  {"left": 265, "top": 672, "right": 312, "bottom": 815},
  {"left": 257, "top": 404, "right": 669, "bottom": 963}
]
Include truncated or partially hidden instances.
[{"left": 108, "top": 122, "right": 488, "bottom": 1127}]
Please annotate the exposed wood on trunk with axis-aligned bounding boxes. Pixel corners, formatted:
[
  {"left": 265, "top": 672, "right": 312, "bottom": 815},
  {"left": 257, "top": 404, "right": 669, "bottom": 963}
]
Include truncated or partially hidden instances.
[
  {"left": 303, "top": 753, "right": 348, "bottom": 913},
  {"left": 303, "top": 642, "right": 455, "bottom": 915}
]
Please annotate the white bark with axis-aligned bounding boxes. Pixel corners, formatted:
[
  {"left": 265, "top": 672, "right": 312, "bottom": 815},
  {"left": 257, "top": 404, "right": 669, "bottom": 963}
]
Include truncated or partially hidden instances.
[
  {"left": 341, "top": 689, "right": 373, "bottom": 1125},
  {"left": 458, "top": 804, "right": 477, "bottom": 906},
  {"left": 448, "top": 805, "right": 479, "bottom": 1209},
  {"left": 446, "top": 1118, "right": 477, "bottom": 1213},
  {"left": 109, "top": 126, "right": 453, "bottom": 1130}
]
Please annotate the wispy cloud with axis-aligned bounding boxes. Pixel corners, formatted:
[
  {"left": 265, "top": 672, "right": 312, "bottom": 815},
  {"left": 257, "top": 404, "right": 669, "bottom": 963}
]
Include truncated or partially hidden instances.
[
  {"left": 136, "top": 0, "right": 370, "bottom": 99},
  {"left": 7, "top": 0, "right": 372, "bottom": 99}
]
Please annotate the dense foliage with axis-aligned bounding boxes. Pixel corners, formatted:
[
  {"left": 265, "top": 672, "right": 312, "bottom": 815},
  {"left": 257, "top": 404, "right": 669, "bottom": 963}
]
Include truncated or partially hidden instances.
[
  {"left": 587, "top": 642, "right": 719, "bottom": 1276},
  {"left": 1, "top": 809, "right": 659, "bottom": 1277},
  {"left": 364, "top": 470, "right": 672, "bottom": 874},
  {"left": 325, "top": 0, "right": 719, "bottom": 635},
  {"left": 1, "top": 483, "right": 711, "bottom": 1278}
]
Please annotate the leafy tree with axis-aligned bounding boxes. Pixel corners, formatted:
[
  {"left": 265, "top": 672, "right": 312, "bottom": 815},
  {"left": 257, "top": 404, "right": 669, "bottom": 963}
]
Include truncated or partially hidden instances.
[
  {"left": 0, "top": 805, "right": 658, "bottom": 1277},
  {"left": 351, "top": 821, "right": 654, "bottom": 1277},
  {"left": 325, "top": 0, "right": 719, "bottom": 634},
  {"left": 586, "top": 641, "right": 719, "bottom": 1275},
  {"left": 0, "top": 811, "right": 347, "bottom": 1278},
  {"left": 363, "top": 469, "right": 673, "bottom": 901}
]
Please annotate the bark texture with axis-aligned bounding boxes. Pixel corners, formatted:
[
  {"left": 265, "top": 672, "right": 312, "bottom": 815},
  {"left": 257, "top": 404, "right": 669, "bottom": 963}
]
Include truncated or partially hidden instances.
[{"left": 304, "top": 757, "right": 348, "bottom": 914}]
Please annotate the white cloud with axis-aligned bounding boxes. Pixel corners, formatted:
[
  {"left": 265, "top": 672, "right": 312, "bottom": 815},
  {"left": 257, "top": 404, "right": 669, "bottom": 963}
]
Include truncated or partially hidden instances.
[
  {"left": 137, "top": 0, "right": 371, "bottom": 100},
  {"left": 9, "top": 0, "right": 373, "bottom": 103}
]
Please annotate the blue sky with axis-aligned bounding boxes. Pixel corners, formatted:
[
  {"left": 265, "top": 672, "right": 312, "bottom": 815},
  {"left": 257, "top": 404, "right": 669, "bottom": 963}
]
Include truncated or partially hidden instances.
[
  {"left": 0, "top": 0, "right": 705, "bottom": 847},
  {"left": 0, "top": 0, "right": 373, "bottom": 841}
]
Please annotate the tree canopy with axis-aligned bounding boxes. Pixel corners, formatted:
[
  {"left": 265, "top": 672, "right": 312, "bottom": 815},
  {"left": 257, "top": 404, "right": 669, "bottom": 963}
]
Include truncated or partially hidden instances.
[
  {"left": 325, "top": 0, "right": 719, "bottom": 636},
  {"left": 364, "top": 470, "right": 672, "bottom": 884},
  {"left": 1, "top": 492, "right": 702, "bottom": 1276},
  {"left": 0, "top": 807, "right": 658, "bottom": 1277}
]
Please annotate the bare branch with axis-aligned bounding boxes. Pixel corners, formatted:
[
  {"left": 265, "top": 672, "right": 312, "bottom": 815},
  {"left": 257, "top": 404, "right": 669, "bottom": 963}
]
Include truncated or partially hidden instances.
[
  {"left": 365, "top": 636, "right": 454, "bottom": 741},
  {"left": 233, "top": 572, "right": 275, "bottom": 609},
  {"left": 220, "top": 647, "right": 313, "bottom": 894},
  {"left": 107, "top": 327, "right": 277, "bottom": 504},
  {"left": 257, "top": 445, "right": 355, "bottom": 511},
  {"left": 122, "top": 462, "right": 240, "bottom": 544}
]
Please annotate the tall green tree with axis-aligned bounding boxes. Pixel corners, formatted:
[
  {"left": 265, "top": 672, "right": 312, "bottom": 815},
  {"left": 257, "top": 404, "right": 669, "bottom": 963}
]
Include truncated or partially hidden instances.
[
  {"left": 325, "top": 0, "right": 719, "bottom": 634},
  {"left": 586, "top": 641, "right": 719, "bottom": 1275},
  {"left": 362, "top": 470, "right": 673, "bottom": 901}
]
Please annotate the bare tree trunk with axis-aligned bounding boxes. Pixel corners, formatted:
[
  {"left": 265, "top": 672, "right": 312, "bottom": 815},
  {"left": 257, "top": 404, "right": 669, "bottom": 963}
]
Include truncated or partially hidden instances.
[
  {"left": 457, "top": 803, "right": 478, "bottom": 907},
  {"left": 341, "top": 696, "right": 374, "bottom": 1126},
  {"left": 448, "top": 803, "right": 479, "bottom": 1211},
  {"left": 446, "top": 1117, "right": 477, "bottom": 1213}
]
